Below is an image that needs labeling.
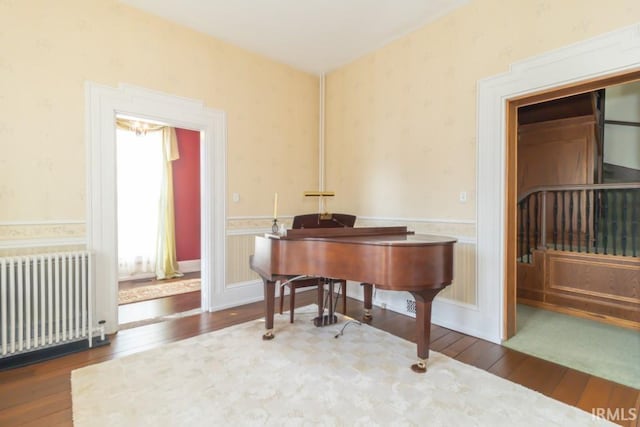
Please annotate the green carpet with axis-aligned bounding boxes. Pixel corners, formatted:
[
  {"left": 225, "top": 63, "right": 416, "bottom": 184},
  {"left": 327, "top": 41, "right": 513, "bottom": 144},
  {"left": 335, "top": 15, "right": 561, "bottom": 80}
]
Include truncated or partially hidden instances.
[{"left": 504, "top": 305, "right": 640, "bottom": 389}]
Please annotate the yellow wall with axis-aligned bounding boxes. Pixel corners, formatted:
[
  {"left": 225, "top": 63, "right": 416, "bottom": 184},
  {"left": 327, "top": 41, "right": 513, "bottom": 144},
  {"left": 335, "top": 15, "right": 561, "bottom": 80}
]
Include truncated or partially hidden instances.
[
  {"left": 0, "top": 0, "right": 319, "bottom": 238},
  {"left": 325, "top": 0, "right": 640, "bottom": 221},
  {"left": 2, "top": 0, "right": 639, "bottom": 290}
]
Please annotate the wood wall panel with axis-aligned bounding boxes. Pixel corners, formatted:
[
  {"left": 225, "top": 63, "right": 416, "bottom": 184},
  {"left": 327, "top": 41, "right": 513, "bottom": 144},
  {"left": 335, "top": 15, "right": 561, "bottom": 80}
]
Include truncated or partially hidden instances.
[
  {"left": 517, "top": 250, "right": 640, "bottom": 329},
  {"left": 547, "top": 253, "right": 639, "bottom": 303},
  {"left": 517, "top": 116, "right": 596, "bottom": 197}
]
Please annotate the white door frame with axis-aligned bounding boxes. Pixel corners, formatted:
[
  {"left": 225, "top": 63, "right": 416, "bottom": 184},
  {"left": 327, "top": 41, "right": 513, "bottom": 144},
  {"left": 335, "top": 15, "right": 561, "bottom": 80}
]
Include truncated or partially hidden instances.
[
  {"left": 474, "top": 24, "right": 640, "bottom": 343},
  {"left": 85, "top": 82, "right": 227, "bottom": 334}
]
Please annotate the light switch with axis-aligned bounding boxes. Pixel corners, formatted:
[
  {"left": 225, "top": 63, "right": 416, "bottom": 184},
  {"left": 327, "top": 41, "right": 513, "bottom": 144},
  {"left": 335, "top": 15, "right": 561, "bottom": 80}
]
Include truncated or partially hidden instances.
[
  {"left": 232, "top": 192, "right": 240, "bottom": 203},
  {"left": 459, "top": 191, "right": 467, "bottom": 203}
]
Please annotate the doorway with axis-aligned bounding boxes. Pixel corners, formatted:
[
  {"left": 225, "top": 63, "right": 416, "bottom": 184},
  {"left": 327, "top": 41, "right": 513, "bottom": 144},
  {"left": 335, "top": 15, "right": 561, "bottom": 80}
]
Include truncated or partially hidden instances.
[
  {"left": 472, "top": 24, "right": 640, "bottom": 345},
  {"left": 86, "top": 83, "right": 228, "bottom": 335},
  {"left": 114, "top": 119, "right": 203, "bottom": 329},
  {"left": 505, "top": 70, "right": 640, "bottom": 338}
]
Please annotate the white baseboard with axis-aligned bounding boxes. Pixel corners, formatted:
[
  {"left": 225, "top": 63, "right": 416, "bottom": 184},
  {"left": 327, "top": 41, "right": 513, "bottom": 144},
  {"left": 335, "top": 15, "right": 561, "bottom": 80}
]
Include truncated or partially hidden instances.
[
  {"left": 118, "top": 272, "right": 156, "bottom": 282},
  {"left": 178, "top": 259, "right": 201, "bottom": 273},
  {"left": 118, "top": 259, "right": 201, "bottom": 282}
]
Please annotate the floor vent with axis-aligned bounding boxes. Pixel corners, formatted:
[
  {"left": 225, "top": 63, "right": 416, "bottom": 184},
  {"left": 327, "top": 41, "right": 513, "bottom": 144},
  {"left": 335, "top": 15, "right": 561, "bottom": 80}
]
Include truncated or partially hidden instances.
[{"left": 406, "top": 299, "right": 416, "bottom": 314}]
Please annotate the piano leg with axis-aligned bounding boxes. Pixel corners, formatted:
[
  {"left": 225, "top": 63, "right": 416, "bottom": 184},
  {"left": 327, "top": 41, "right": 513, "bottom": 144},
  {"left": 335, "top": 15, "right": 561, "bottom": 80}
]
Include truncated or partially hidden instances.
[
  {"left": 361, "top": 283, "right": 373, "bottom": 320},
  {"left": 262, "top": 279, "right": 276, "bottom": 340},
  {"left": 409, "top": 288, "right": 445, "bottom": 373}
]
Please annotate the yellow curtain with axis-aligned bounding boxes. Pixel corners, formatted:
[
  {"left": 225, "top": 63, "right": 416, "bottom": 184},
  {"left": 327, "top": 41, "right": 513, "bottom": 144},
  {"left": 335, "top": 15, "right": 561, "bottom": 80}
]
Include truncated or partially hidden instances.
[
  {"left": 155, "top": 126, "right": 182, "bottom": 280},
  {"left": 116, "top": 118, "right": 182, "bottom": 280},
  {"left": 115, "top": 118, "right": 165, "bottom": 133}
]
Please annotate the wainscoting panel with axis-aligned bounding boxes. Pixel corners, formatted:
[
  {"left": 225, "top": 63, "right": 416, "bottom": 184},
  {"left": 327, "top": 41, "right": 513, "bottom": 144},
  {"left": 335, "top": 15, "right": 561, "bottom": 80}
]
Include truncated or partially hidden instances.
[
  {"left": 354, "top": 217, "right": 477, "bottom": 307},
  {"left": 225, "top": 233, "right": 261, "bottom": 286},
  {"left": 438, "top": 241, "right": 477, "bottom": 306}
]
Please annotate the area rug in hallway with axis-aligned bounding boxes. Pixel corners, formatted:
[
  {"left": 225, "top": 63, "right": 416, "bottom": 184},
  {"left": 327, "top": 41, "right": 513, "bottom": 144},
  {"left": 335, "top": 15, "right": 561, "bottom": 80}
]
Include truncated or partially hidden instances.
[
  {"left": 504, "top": 305, "right": 640, "bottom": 389},
  {"left": 118, "top": 278, "right": 200, "bottom": 305},
  {"left": 71, "top": 306, "right": 613, "bottom": 426}
]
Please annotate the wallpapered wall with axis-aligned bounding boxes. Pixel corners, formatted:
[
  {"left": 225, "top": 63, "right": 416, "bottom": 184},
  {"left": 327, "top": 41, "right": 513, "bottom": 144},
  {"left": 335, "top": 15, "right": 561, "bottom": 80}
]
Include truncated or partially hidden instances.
[
  {"left": 324, "top": 0, "right": 640, "bottom": 222},
  {"left": 1, "top": 0, "right": 639, "bottom": 295},
  {"left": 0, "top": 0, "right": 319, "bottom": 240}
]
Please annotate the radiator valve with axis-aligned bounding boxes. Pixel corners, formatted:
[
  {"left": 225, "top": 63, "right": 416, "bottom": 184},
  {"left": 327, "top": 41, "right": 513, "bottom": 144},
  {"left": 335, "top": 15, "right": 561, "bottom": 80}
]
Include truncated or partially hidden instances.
[{"left": 98, "top": 320, "right": 106, "bottom": 341}]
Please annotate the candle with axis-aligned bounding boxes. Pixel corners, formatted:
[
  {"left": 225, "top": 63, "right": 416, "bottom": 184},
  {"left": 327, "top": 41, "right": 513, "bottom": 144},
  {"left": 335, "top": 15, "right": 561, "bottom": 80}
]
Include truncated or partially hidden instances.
[{"left": 273, "top": 193, "right": 278, "bottom": 219}]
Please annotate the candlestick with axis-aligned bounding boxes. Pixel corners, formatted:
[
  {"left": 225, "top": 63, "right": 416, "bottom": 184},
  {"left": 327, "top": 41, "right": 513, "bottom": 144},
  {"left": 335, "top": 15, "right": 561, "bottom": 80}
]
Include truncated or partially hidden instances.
[{"left": 273, "top": 192, "right": 278, "bottom": 219}]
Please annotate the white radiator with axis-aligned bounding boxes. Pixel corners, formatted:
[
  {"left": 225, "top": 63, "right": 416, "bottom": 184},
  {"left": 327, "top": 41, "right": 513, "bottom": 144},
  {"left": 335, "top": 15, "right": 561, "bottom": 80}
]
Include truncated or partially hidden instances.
[{"left": 0, "top": 251, "right": 93, "bottom": 358}]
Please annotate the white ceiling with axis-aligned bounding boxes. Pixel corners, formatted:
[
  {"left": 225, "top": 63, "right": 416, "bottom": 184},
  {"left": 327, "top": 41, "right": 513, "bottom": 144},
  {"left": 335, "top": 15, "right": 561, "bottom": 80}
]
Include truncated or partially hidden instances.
[{"left": 119, "top": 0, "right": 468, "bottom": 75}]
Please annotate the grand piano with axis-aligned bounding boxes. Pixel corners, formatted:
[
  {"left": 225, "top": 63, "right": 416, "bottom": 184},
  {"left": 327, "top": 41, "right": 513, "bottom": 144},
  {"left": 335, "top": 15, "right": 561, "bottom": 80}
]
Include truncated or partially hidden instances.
[{"left": 250, "top": 226, "right": 456, "bottom": 373}]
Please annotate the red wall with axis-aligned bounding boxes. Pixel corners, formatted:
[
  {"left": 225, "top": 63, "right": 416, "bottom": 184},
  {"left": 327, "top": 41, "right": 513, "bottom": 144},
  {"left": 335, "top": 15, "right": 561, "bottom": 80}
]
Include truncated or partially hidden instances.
[{"left": 173, "top": 128, "right": 201, "bottom": 261}]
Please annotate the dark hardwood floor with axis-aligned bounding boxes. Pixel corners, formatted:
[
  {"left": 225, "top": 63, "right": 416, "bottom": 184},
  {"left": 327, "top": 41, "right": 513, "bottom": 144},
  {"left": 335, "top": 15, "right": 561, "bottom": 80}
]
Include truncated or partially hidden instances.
[
  {"left": 118, "top": 272, "right": 201, "bottom": 325},
  {"left": 1, "top": 291, "right": 638, "bottom": 426}
]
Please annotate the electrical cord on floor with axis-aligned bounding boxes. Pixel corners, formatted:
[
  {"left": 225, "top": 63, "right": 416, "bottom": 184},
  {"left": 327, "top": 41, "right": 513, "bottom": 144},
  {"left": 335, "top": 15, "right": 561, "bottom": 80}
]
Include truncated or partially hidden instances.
[{"left": 334, "top": 320, "right": 362, "bottom": 338}]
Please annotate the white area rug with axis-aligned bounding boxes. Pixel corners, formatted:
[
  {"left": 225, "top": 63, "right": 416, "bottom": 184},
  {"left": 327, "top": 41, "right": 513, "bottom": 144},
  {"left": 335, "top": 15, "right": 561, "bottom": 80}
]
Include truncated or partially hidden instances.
[{"left": 72, "top": 306, "right": 613, "bottom": 426}]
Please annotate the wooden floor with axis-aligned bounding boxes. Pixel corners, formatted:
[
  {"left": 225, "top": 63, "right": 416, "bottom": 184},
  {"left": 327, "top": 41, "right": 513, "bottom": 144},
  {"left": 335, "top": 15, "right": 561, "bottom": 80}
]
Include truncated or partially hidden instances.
[
  {"left": 118, "top": 272, "right": 201, "bottom": 325},
  {"left": 1, "top": 291, "right": 638, "bottom": 426}
]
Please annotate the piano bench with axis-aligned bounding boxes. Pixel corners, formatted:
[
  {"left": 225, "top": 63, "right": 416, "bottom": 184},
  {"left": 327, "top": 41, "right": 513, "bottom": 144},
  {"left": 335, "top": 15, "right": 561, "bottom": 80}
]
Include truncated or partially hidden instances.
[{"left": 279, "top": 278, "right": 347, "bottom": 323}]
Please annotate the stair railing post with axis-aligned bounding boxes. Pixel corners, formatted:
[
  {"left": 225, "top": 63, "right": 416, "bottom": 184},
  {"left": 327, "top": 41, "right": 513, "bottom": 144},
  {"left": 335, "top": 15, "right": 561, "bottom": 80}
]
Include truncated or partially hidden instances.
[{"left": 539, "top": 191, "right": 547, "bottom": 250}]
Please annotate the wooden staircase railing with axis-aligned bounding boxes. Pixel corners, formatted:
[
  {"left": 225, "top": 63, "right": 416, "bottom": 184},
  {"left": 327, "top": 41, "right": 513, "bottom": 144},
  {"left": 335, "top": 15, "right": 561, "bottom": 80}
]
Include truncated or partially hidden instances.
[{"left": 518, "top": 182, "right": 640, "bottom": 262}]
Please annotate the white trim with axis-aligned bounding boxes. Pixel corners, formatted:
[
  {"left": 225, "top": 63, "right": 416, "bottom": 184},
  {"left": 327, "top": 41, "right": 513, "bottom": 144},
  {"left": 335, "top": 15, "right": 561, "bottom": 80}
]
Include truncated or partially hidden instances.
[
  {"left": 117, "top": 260, "right": 200, "bottom": 281},
  {"left": 178, "top": 259, "right": 201, "bottom": 273},
  {"left": 0, "top": 237, "right": 86, "bottom": 249},
  {"left": 357, "top": 216, "right": 476, "bottom": 224},
  {"left": 227, "top": 228, "right": 272, "bottom": 236},
  {"left": 226, "top": 278, "right": 263, "bottom": 288},
  {"left": 318, "top": 73, "right": 326, "bottom": 212},
  {"left": 226, "top": 215, "right": 474, "bottom": 225},
  {"left": 476, "top": 24, "right": 640, "bottom": 343},
  {"left": 0, "top": 220, "right": 85, "bottom": 226},
  {"left": 227, "top": 215, "right": 294, "bottom": 221},
  {"left": 85, "top": 82, "right": 231, "bottom": 334},
  {"left": 117, "top": 272, "right": 156, "bottom": 282}
]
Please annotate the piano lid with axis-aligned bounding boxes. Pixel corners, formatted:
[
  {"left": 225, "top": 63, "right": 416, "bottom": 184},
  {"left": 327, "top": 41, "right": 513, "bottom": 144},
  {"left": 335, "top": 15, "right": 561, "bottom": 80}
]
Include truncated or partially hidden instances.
[{"left": 266, "top": 226, "right": 456, "bottom": 246}]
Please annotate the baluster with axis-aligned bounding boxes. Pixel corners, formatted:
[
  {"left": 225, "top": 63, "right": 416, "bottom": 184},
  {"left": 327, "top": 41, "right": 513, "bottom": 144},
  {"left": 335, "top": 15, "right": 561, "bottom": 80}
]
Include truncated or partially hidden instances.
[
  {"left": 602, "top": 191, "right": 609, "bottom": 255},
  {"left": 632, "top": 189, "right": 638, "bottom": 257},
  {"left": 568, "top": 190, "right": 574, "bottom": 251},
  {"left": 525, "top": 196, "right": 531, "bottom": 263},
  {"left": 533, "top": 192, "right": 538, "bottom": 251},
  {"left": 621, "top": 190, "right": 628, "bottom": 256},
  {"left": 561, "top": 191, "right": 566, "bottom": 251},
  {"left": 540, "top": 191, "right": 547, "bottom": 250},
  {"left": 611, "top": 190, "right": 618, "bottom": 256},
  {"left": 577, "top": 190, "right": 582, "bottom": 253},
  {"left": 585, "top": 190, "right": 590, "bottom": 253},
  {"left": 519, "top": 200, "right": 524, "bottom": 260},
  {"left": 594, "top": 189, "right": 600, "bottom": 255},
  {"left": 553, "top": 192, "right": 558, "bottom": 250}
]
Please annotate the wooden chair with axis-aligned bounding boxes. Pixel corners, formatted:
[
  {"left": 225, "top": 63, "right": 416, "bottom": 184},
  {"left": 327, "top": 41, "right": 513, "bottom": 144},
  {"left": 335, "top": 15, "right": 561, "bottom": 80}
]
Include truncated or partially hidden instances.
[{"left": 279, "top": 213, "right": 356, "bottom": 323}]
